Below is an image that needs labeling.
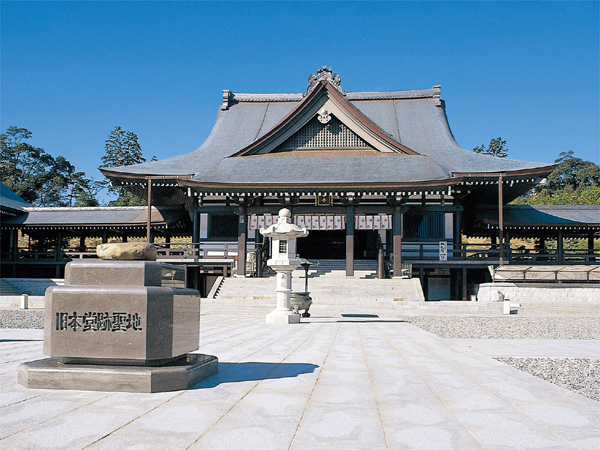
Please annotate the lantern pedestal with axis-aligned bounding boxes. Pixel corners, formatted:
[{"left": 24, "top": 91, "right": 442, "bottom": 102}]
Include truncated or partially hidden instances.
[
  {"left": 266, "top": 269, "right": 301, "bottom": 324},
  {"left": 260, "top": 209, "right": 309, "bottom": 325}
]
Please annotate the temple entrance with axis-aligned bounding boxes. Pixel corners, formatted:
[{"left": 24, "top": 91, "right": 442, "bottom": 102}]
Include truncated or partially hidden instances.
[
  {"left": 354, "top": 230, "right": 378, "bottom": 260},
  {"left": 297, "top": 230, "right": 345, "bottom": 259},
  {"left": 295, "top": 229, "right": 379, "bottom": 260}
]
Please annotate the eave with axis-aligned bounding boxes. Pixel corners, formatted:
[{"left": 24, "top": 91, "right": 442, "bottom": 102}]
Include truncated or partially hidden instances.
[
  {"left": 99, "top": 169, "right": 195, "bottom": 182},
  {"left": 452, "top": 164, "right": 558, "bottom": 179},
  {"left": 177, "top": 177, "right": 463, "bottom": 193}
]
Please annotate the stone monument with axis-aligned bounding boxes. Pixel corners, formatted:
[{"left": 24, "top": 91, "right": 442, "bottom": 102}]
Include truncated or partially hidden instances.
[
  {"left": 260, "top": 209, "right": 309, "bottom": 324},
  {"left": 18, "top": 243, "right": 218, "bottom": 393}
]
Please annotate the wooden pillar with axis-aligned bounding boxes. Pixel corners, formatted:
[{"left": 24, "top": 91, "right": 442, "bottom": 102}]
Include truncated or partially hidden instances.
[
  {"left": 498, "top": 174, "right": 504, "bottom": 265},
  {"left": 557, "top": 230, "right": 564, "bottom": 264},
  {"left": 587, "top": 230, "right": 595, "bottom": 264},
  {"left": 256, "top": 245, "right": 262, "bottom": 278},
  {"left": 346, "top": 205, "right": 355, "bottom": 277},
  {"left": 10, "top": 229, "right": 18, "bottom": 261},
  {"left": 453, "top": 209, "right": 462, "bottom": 250},
  {"left": 393, "top": 207, "right": 403, "bottom": 277},
  {"left": 237, "top": 207, "right": 247, "bottom": 277},
  {"left": 462, "top": 266, "right": 467, "bottom": 301},
  {"left": 192, "top": 210, "right": 200, "bottom": 243},
  {"left": 505, "top": 230, "right": 511, "bottom": 263},
  {"left": 79, "top": 234, "right": 86, "bottom": 251},
  {"left": 102, "top": 230, "right": 108, "bottom": 244},
  {"left": 146, "top": 178, "right": 153, "bottom": 243},
  {"left": 419, "top": 266, "right": 425, "bottom": 300},
  {"left": 56, "top": 231, "right": 63, "bottom": 262}
]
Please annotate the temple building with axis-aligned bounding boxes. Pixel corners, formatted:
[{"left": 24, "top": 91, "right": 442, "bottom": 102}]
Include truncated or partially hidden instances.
[
  {"left": 3, "top": 67, "right": 597, "bottom": 299},
  {"left": 98, "top": 66, "right": 568, "bottom": 298}
]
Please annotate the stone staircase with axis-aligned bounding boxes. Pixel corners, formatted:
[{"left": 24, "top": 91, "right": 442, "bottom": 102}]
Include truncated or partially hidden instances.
[
  {"left": 201, "top": 259, "right": 426, "bottom": 316},
  {"left": 201, "top": 259, "right": 600, "bottom": 317}
]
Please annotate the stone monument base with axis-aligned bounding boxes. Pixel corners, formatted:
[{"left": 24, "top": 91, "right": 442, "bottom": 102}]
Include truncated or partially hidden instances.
[
  {"left": 266, "top": 309, "right": 301, "bottom": 324},
  {"left": 18, "top": 353, "right": 218, "bottom": 393}
]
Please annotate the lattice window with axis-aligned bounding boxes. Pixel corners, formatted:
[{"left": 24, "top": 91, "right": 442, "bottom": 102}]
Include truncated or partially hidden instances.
[
  {"left": 279, "top": 240, "right": 288, "bottom": 254},
  {"left": 274, "top": 115, "right": 372, "bottom": 151}
]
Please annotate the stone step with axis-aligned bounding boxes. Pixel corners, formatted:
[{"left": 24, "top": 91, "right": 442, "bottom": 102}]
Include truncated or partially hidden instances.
[
  {"left": 200, "top": 300, "right": 600, "bottom": 317},
  {"left": 0, "top": 279, "right": 22, "bottom": 296}
]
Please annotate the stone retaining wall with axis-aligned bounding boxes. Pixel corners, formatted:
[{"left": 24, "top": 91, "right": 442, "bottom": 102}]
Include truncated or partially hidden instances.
[
  {"left": 0, "top": 296, "right": 45, "bottom": 308},
  {"left": 3, "top": 278, "right": 63, "bottom": 296},
  {"left": 478, "top": 282, "right": 600, "bottom": 303}
]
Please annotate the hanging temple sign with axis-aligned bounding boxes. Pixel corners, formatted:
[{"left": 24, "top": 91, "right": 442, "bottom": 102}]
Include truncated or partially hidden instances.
[{"left": 305, "top": 65, "right": 345, "bottom": 97}]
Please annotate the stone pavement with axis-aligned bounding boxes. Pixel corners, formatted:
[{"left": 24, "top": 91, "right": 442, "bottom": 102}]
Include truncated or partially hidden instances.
[
  {"left": 446, "top": 338, "right": 600, "bottom": 358},
  {"left": 1, "top": 315, "right": 599, "bottom": 450}
]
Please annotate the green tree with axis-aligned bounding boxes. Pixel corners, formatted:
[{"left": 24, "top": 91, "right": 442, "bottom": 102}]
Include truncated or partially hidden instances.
[
  {"left": 545, "top": 150, "right": 600, "bottom": 191},
  {"left": 1, "top": 126, "right": 98, "bottom": 206},
  {"left": 99, "top": 126, "right": 147, "bottom": 206},
  {"left": 511, "top": 151, "right": 600, "bottom": 205},
  {"left": 65, "top": 172, "right": 102, "bottom": 207},
  {"left": 473, "top": 137, "right": 508, "bottom": 158}
]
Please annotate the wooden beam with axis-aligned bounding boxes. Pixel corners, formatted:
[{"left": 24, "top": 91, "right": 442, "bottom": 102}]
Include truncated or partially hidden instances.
[
  {"left": 146, "top": 178, "right": 152, "bottom": 243},
  {"left": 498, "top": 175, "right": 504, "bottom": 265},
  {"left": 393, "top": 207, "right": 403, "bottom": 277},
  {"left": 346, "top": 205, "right": 354, "bottom": 277}
]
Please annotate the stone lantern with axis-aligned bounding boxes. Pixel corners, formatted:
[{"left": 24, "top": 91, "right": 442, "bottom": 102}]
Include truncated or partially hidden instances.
[{"left": 260, "top": 208, "right": 309, "bottom": 324}]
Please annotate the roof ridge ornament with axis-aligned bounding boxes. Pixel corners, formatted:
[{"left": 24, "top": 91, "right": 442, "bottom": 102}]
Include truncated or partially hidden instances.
[{"left": 304, "top": 65, "right": 346, "bottom": 97}]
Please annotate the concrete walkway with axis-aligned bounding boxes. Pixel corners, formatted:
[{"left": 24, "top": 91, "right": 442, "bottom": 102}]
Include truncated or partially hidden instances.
[{"left": 1, "top": 315, "right": 599, "bottom": 449}]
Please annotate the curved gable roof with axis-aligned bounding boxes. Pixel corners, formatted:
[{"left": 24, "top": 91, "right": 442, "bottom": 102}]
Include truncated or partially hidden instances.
[
  {"left": 232, "top": 80, "right": 418, "bottom": 156},
  {"left": 102, "top": 79, "right": 555, "bottom": 188}
]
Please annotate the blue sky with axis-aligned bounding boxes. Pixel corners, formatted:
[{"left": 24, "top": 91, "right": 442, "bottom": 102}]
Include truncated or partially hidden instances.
[{"left": 2, "top": 1, "right": 598, "bottom": 203}]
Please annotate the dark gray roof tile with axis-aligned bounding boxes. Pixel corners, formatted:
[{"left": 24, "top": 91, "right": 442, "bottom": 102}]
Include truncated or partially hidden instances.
[
  {"left": 106, "top": 86, "right": 553, "bottom": 184},
  {"left": 2, "top": 206, "right": 186, "bottom": 227},
  {"left": 1, "top": 182, "right": 32, "bottom": 212}
]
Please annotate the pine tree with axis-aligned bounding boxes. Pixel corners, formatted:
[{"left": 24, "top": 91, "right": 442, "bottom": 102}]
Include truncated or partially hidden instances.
[
  {"left": 100, "top": 126, "right": 147, "bottom": 205},
  {"left": 101, "top": 126, "right": 145, "bottom": 168},
  {"left": 473, "top": 137, "right": 508, "bottom": 158}
]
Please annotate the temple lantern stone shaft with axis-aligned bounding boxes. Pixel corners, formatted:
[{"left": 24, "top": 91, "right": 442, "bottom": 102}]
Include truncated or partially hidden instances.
[{"left": 260, "top": 209, "right": 309, "bottom": 324}]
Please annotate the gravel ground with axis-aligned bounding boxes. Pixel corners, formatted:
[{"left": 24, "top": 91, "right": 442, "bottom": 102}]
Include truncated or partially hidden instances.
[
  {"left": 0, "top": 309, "right": 44, "bottom": 329},
  {"left": 402, "top": 316, "right": 600, "bottom": 402},
  {"left": 2, "top": 311, "right": 598, "bottom": 402},
  {"left": 403, "top": 316, "right": 600, "bottom": 340},
  {"left": 495, "top": 357, "right": 600, "bottom": 402}
]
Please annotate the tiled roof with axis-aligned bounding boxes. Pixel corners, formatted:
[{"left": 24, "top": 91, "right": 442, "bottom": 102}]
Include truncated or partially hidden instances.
[
  {"left": 2, "top": 206, "right": 188, "bottom": 228},
  {"left": 476, "top": 205, "right": 600, "bottom": 227},
  {"left": 189, "top": 151, "right": 450, "bottom": 185},
  {"left": 104, "top": 84, "right": 554, "bottom": 186},
  {"left": 0, "top": 182, "right": 32, "bottom": 213}
]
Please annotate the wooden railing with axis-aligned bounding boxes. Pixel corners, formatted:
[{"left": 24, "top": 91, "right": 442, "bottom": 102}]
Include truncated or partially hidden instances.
[
  {"left": 153, "top": 242, "right": 269, "bottom": 277},
  {"left": 4, "top": 241, "right": 598, "bottom": 268},
  {"left": 380, "top": 242, "right": 600, "bottom": 265}
]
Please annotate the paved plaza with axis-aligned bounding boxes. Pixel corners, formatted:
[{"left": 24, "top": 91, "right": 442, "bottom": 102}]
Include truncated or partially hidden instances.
[{"left": 1, "top": 314, "right": 599, "bottom": 449}]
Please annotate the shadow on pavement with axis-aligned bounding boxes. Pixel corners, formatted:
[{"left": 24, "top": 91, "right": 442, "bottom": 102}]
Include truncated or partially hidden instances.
[{"left": 191, "top": 361, "right": 319, "bottom": 389}]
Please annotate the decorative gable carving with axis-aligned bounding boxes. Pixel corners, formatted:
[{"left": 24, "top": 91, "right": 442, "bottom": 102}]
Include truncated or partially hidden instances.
[
  {"left": 305, "top": 65, "right": 345, "bottom": 97},
  {"left": 273, "top": 115, "right": 373, "bottom": 152},
  {"left": 233, "top": 79, "right": 419, "bottom": 157}
]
